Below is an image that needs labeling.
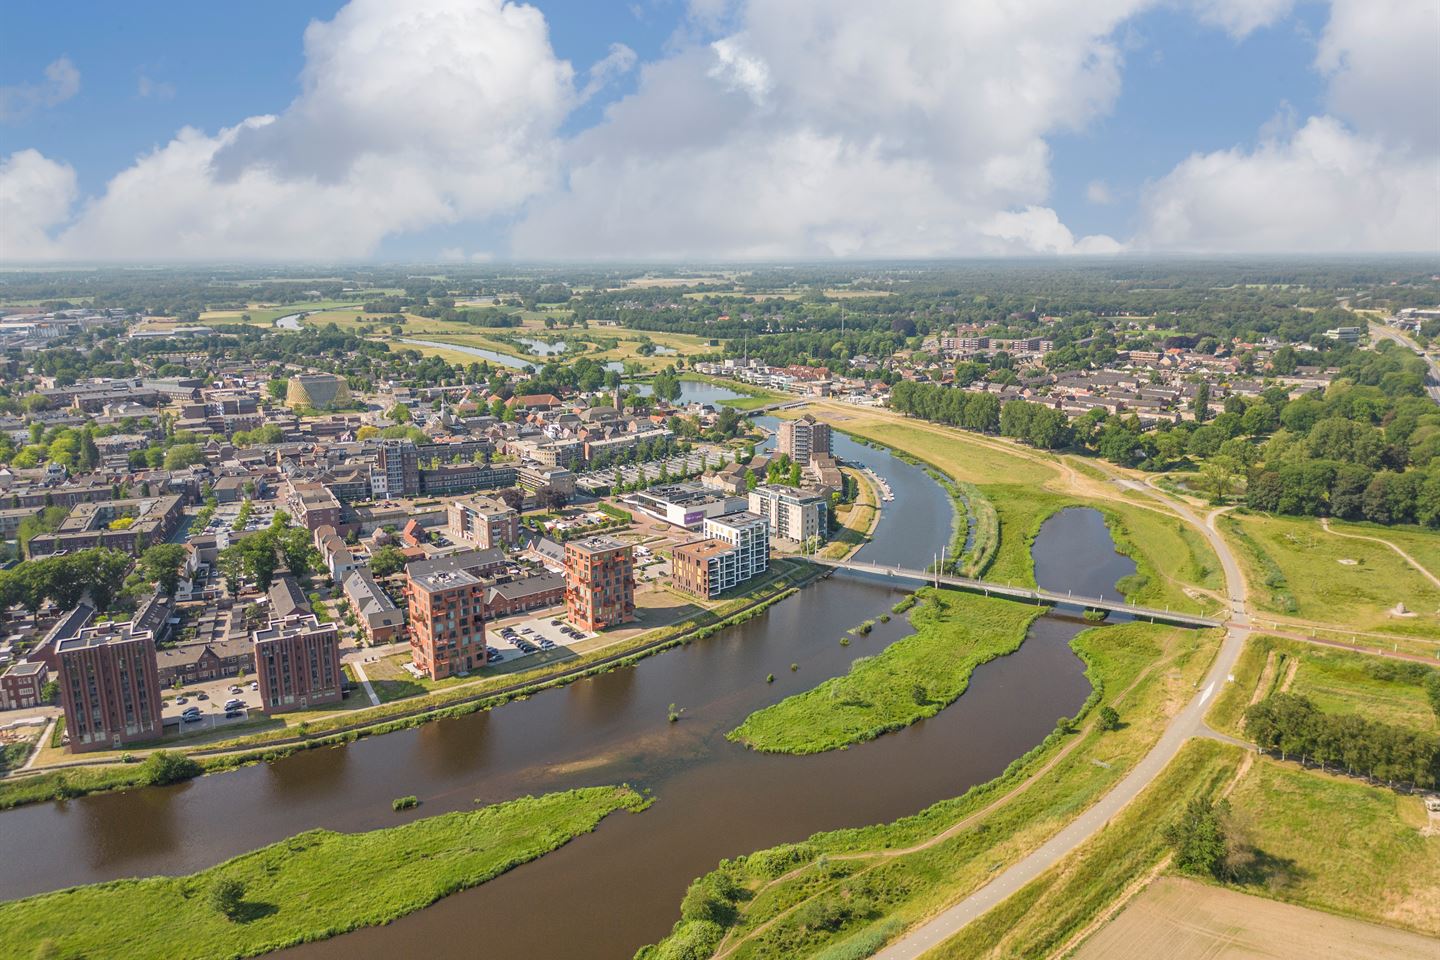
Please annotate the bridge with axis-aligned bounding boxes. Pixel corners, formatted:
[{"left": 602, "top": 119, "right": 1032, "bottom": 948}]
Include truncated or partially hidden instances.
[{"left": 807, "top": 556, "right": 1225, "bottom": 629}]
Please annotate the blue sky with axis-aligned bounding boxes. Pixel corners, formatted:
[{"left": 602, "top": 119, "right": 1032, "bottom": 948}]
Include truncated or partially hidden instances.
[{"left": 1, "top": 0, "right": 1433, "bottom": 260}]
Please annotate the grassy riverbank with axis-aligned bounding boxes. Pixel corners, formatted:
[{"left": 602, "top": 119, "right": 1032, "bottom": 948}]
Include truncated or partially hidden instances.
[
  {"left": 727, "top": 590, "right": 1044, "bottom": 754},
  {"left": 0, "top": 786, "right": 646, "bottom": 960},
  {"left": 679, "top": 373, "right": 789, "bottom": 410},
  {"left": 638, "top": 621, "right": 1220, "bottom": 960}
]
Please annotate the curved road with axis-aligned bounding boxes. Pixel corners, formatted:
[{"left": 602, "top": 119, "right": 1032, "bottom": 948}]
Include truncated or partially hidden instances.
[{"left": 872, "top": 471, "right": 1252, "bottom": 960}]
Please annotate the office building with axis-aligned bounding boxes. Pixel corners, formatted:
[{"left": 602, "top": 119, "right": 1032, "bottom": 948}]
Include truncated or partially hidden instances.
[
  {"left": 565, "top": 536, "right": 636, "bottom": 632},
  {"left": 253, "top": 614, "right": 343, "bottom": 713},
  {"left": 629, "top": 482, "right": 748, "bottom": 529},
  {"left": 56, "top": 622, "right": 163, "bottom": 753}
]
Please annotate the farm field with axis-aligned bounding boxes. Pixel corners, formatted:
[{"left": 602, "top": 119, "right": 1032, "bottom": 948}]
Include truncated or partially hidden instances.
[{"left": 1073, "top": 877, "right": 1439, "bottom": 960}]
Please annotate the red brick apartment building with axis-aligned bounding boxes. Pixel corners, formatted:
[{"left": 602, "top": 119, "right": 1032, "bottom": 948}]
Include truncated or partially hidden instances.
[
  {"left": 57, "top": 622, "right": 163, "bottom": 753},
  {"left": 253, "top": 614, "right": 343, "bottom": 713},
  {"left": 407, "top": 566, "right": 488, "bottom": 679},
  {"left": 565, "top": 536, "right": 636, "bottom": 632},
  {"left": 0, "top": 661, "right": 48, "bottom": 710}
]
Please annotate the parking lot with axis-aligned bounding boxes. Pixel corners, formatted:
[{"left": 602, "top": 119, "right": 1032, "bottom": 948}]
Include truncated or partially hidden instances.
[
  {"left": 483, "top": 614, "right": 594, "bottom": 666},
  {"left": 163, "top": 675, "right": 263, "bottom": 733}
]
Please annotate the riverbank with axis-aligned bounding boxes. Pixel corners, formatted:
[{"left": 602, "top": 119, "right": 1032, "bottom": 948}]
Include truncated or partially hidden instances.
[
  {"left": 0, "top": 563, "right": 819, "bottom": 811},
  {"left": 639, "top": 620, "right": 1221, "bottom": 959},
  {"left": 0, "top": 786, "right": 646, "bottom": 960},
  {"left": 820, "top": 466, "right": 881, "bottom": 560},
  {"left": 727, "top": 590, "right": 1044, "bottom": 754},
  {"left": 679, "top": 373, "right": 789, "bottom": 411},
  {"left": 797, "top": 406, "right": 1223, "bottom": 615}
]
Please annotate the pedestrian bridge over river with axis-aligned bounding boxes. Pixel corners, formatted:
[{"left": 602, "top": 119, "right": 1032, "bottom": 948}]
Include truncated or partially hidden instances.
[{"left": 808, "top": 556, "right": 1225, "bottom": 629}]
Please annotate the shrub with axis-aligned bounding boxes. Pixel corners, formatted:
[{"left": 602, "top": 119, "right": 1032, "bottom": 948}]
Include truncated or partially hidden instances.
[
  {"left": 208, "top": 877, "right": 246, "bottom": 920},
  {"left": 142, "top": 751, "right": 202, "bottom": 786},
  {"left": 1098, "top": 706, "right": 1121, "bottom": 731},
  {"left": 392, "top": 795, "right": 419, "bottom": 811}
]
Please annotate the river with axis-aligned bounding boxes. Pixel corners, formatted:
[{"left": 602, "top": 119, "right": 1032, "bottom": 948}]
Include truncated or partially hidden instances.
[{"left": 0, "top": 419, "right": 1139, "bottom": 960}]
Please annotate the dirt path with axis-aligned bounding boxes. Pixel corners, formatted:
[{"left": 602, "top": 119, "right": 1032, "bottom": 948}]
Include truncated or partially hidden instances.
[{"left": 1319, "top": 518, "right": 1440, "bottom": 591}]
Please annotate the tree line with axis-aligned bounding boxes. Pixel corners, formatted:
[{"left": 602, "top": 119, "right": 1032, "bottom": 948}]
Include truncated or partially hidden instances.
[{"left": 1245, "top": 692, "right": 1439, "bottom": 789}]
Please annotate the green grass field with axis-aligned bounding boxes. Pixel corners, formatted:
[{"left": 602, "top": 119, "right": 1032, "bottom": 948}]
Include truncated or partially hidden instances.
[
  {"left": 728, "top": 590, "right": 1044, "bottom": 754},
  {"left": 0, "top": 787, "right": 646, "bottom": 960},
  {"left": 639, "top": 621, "right": 1220, "bottom": 960},
  {"left": 1222, "top": 513, "right": 1440, "bottom": 638},
  {"left": 1225, "top": 758, "right": 1440, "bottom": 935}
]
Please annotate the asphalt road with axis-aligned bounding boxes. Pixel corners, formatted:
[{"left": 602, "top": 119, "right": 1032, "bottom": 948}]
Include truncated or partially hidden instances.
[
  {"left": 1370, "top": 321, "right": 1440, "bottom": 405},
  {"left": 871, "top": 475, "right": 1252, "bottom": 960}
]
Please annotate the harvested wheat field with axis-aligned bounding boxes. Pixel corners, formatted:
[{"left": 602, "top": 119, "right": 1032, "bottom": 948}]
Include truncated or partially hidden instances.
[{"left": 1073, "top": 877, "right": 1439, "bottom": 960}]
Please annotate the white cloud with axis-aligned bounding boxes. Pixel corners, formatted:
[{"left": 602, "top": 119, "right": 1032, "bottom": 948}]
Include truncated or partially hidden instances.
[
  {"left": 580, "top": 43, "right": 637, "bottom": 101},
  {"left": 514, "top": 0, "right": 1137, "bottom": 258},
  {"left": 0, "top": 150, "right": 77, "bottom": 260},
  {"left": 136, "top": 74, "right": 176, "bottom": 100},
  {"left": 0, "top": 57, "right": 80, "bottom": 122},
  {"left": 5, "top": 0, "right": 578, "bottom": 261},
  {"left": 1138, "top": 0, "right": 1439, "bottom": 253},
  {"left": 1138, "top": 117, "right": 1437, "bottom": 252},
  {"left": 1190, "top": 0, "right": 1294, "bottom": 39},
  {"left": 1085, "top": 180, "right": 1115, "bottom": 204}
]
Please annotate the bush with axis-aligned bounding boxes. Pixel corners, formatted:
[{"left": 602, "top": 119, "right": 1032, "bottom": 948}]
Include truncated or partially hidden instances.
[
  {"left": 142, "top": 751, "right": 202, "bottom": 786},
  {"left": 208, "top": 877, "right": 246, "bottom": 920},
  {"left": 1098, "top": 706, "right": 1121, "bottom": 731},
  {"left": 392, "top": 795, "right": 419, "bottom": 811}
]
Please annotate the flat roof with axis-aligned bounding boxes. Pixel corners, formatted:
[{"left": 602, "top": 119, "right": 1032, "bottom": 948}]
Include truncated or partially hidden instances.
[
  {"left": 567, "top": 535, "right": 627, "bottom": 554},
  {"left": 674, "top": 538, "right": 733, "bottom": 561},
  {"left": 411, "top": 567, "right": 483, "bottom": 593}
]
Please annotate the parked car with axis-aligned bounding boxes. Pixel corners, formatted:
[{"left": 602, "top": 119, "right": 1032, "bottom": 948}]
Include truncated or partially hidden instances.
[
  {"left": 196, "top": 692, "right": 209, "bottom": 700},
  {"left": 249, "top": 681, "right": 258, "bottom": 691},
  {"left": 223, "top": 698, "right": 244, "bottom": 712},
  {"left": 181, "top": 707, "right": 202, "bottom": 722},
  {"left": 175, "top": 697, "right": 188, "bottom": 705},
  {"left": 225, "top": 709, "right": 245, "bottom": 719},
  {"left": 228, "top": 685, "right": 243, "bottom": 694}
]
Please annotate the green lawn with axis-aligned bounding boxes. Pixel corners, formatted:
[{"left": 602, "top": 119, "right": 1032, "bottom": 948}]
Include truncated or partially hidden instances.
[
  {"left": 1225, "top": 757, "right": 1440, "bottom": 935},
  {"left": 1222, "top": 513, "right": 1440, "bottom": 638},
  {"left": 0, "top": 786, "right": 647, "bottom": 960},
  {"left": 639, "top": 621, "right": 1220, "bottom": 960},
  {"left": 728, "top": 590, "right": 1044, "bottom": 754}
]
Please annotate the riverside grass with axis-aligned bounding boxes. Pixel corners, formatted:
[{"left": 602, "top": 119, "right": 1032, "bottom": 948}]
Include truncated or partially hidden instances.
[
  {"left": 0, "top": 786, "right": 646, "bottom": 960},
  {"left": 640, "top": 621, "right": 1219, "bottom": 960},
  {"left": 728, "top": 590, "right": 1044, "bottom": 754}
]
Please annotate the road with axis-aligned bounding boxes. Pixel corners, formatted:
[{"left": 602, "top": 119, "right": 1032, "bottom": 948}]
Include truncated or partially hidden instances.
[
  {"left": 871, "top": 471, "right": 1252, "bottom": 960},
  {"left": 1369, "top": 320, "right": 1440, "bottom": 405}
]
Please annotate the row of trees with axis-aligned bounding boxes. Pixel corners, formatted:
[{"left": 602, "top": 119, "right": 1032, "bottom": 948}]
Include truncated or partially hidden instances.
[
  {"left": 0, "top": 548, "right": 133, "bottom": 614},
  {"left": 1245, "top": 693, "right": 1440, "bottom": 788}
]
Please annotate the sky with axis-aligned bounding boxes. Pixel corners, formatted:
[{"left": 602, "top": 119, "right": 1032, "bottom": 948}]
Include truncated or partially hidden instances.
[{"left": 0, "top": 0, "right": 1435, "bottom": 262}]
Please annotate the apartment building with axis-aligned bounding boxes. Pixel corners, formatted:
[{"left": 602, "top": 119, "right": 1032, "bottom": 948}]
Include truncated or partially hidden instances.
[
  {"left": 705, "top": 511, "right": 769, "bottom": 579},
  {"left": 671, "top": 512, "right": 769, "bottom": 599},
  {"left": 407, "top": 567, "right": 488, "bottom": 679},
  {"left": 253, "top": 613, "right": 343, "bottom": 713},
  {"left": 56, "top": 622, "right": 163, "bottom": 753},
  {"left": 564, "top": 536, "right": 636, "bottom": 632},
  {"left": 748, "top": 485, "right": 831, "bottom": 544},
  {"left": 777, "top": 414, "right": 832, "bottom": 464},
  {"left": 447, "top": 495, "right": 520, "bottom": 549},
  {"left": 343, "top": 569, "right": 405, "bottom": 644}
]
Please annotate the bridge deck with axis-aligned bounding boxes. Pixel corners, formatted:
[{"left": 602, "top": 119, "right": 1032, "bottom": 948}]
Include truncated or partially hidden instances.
[{"left": 808, "top": 557, "right": 1224, "bottom": 629}]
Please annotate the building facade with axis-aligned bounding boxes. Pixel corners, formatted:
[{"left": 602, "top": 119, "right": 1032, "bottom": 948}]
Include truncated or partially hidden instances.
[
  {"left": 564, "top": 536, "right": 636, "bottom": 632},
  {"left": 253, "top": 614, "right": 343, "bottom": 713},
  {"left": 672, "top": 538, "right": 738, "bottom": 599},
  {"left": 777, "top": 414, "right": 832, "bottom": 464},
  {"left": 407, "top": 567, "right": 488, "bottom": 679},
  {"left": 0, "top": 661, "right": 48, "bottom": 711},
  {"left": 447, "top": 495, "right": 520, "bottom": 549},
  {"left": 344, "top": 569, "right": 405, "bottom": 644},
  {"left": 56, "top": 622, "right": 163, "bottom": 753},
  {"left": 748, "top": 485, "right": 831, "bottom": 545}
]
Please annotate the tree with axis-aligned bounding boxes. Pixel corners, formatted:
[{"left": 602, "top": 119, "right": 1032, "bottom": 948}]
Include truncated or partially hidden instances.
[
  {"left": 139, "top": 544, "right": 188, "bottom": 596},
  {"left": 143, "top": 750, "right": 202, "bottom": 786},
  {"left": 1192, "top": 382, "right": 1211, "bottom": 423},
  {"left": 1098, "top": 706, "right": 1121, "bottom": 731},
  {"left": 1199, "top": 454, "right": 1242, "bottom": 503},
  {"left": 163, "top": 444, "right": 205, "bottom": 471},
  {"left": 266, "top": 380, "right": 288, "bottom": 400},
  {"left": 370, "top": 545, "right": 407, "bottom": 578},
  {"left": 1164, "top": 796, "right": 1229, "bottom": 877},
  {"left": 209, "top": 877, "right": 247, "bottom": 921},
  {"left": 387, "top": 403, "right": 412, "bottom": 424}
]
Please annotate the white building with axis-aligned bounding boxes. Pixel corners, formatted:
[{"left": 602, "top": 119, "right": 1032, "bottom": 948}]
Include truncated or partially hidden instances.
[{"left": 748, "top": 485, "right": 831, "bottom": 544}]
